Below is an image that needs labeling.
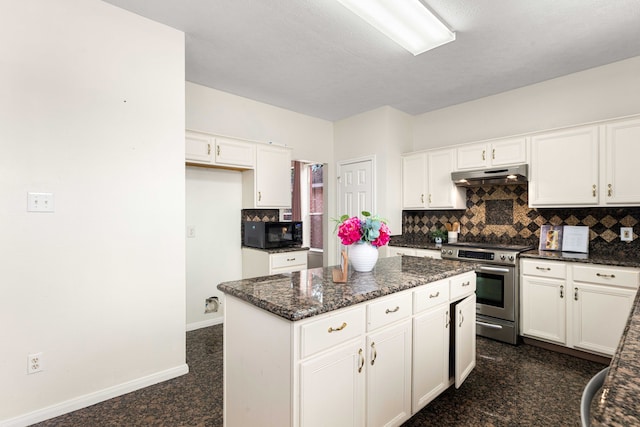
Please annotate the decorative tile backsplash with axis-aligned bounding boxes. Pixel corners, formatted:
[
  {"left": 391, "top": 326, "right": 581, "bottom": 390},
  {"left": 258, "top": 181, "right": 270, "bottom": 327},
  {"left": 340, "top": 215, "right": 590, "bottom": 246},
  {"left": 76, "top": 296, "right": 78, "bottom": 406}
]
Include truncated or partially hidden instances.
[{"left": 402, "top": 184, "right": 640, "bottom": 255}]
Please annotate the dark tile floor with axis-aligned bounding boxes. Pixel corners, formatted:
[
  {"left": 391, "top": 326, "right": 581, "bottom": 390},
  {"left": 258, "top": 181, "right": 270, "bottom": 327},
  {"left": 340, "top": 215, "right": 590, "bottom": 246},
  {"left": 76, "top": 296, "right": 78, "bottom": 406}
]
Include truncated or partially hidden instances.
[{"left": 34, "top": 325, "right": 605, "bottom": 426}]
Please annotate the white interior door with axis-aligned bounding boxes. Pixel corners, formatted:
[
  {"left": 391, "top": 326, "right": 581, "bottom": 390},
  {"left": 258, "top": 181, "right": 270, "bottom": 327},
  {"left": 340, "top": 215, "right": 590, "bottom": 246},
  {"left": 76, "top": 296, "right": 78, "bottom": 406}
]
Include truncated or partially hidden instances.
[{"left": 337, "top": 158, "right": 375, "bottom": 263}]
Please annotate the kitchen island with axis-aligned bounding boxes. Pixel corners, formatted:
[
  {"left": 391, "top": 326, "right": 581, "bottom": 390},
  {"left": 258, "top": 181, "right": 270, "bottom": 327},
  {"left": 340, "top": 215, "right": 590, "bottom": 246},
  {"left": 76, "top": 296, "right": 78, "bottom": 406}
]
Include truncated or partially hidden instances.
[{"left": 217, "top": 256, "right": 477, "bottom": 427}]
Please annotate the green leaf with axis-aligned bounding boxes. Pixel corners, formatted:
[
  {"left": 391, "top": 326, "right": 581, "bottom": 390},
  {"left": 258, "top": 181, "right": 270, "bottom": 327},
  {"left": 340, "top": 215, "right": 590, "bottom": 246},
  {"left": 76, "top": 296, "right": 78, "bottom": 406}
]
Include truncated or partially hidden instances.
[
  {"left": 339, "top": 214, "right": 349, "bottom": 222},
  {"left": 361, "top": 211, "right": 371, "bottom": 217}
]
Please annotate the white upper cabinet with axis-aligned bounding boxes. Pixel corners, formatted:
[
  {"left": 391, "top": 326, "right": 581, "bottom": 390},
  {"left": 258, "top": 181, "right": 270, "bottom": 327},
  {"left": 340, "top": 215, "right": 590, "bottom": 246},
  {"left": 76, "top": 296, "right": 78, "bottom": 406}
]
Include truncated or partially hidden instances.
[
  {"left": 603, "top": 117, "right": 640, "bottom": 205},
  {"left": 185, "top": 130, "right": 255, "bottom": 169},
  {"left": 529, "top": 125, "right": 600, "bottom": 207},
  {"left": 401, "top": 149, "right": 465, "bottom": 210},
  {"left": 214, "top": 136, "right": 255, "bottom": 168},
  {"left": 456, "top": 137, "right": 527, "bottom": 170},
  {"left": 185, "top": 131, "right": 214, "bottom": 164},
  {"left": 243, "top": 144, "right": 292, "bottom": 208}
]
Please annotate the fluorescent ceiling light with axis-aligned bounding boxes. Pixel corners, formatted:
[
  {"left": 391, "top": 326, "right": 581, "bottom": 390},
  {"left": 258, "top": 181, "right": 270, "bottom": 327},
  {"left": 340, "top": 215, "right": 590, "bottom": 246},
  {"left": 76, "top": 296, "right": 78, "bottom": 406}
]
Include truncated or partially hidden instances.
[{"left": 336, "top": 0, "right": 455, "bottom": 55}]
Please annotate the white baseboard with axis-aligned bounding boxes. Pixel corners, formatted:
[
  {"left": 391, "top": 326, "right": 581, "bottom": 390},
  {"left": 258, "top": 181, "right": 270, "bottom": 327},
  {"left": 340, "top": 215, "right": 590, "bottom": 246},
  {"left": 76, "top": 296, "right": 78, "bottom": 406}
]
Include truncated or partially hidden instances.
[
  {"left": 1, "top": 364, "right": 189, "bottom": 427},
  {"left": 186, "top": 316, "right": 223, "bottom": 331}
]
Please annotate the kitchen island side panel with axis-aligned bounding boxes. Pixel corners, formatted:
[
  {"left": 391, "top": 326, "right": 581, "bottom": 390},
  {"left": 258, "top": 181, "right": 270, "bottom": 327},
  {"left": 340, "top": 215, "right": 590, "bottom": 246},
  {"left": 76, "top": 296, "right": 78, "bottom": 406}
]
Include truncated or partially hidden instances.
[{"left": 224, "top": 295, "right": 292, "bottom": 427}]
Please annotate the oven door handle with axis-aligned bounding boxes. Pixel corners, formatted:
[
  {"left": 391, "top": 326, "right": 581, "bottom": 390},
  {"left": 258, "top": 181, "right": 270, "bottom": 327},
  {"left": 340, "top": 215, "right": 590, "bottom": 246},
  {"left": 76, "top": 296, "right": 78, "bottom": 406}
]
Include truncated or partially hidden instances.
[
  {"left": 476, "top": 321, "right": 503, "bottom": 330},
  {"left": 477, "top": 266, "right": 510, "bottom": 273}
]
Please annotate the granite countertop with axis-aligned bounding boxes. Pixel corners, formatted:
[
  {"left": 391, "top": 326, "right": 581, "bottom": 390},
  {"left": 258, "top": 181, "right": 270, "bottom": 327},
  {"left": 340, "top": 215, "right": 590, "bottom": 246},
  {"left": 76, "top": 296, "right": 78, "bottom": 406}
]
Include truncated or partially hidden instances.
[
  {"left": 241, "top": 246, "right": 310, "bottom": 254},
  {"left": 520, "top": 250, "right": 640, "bottom": 268},
  {"left": 217, "top": 256, "right": 476, "bottom": 321},
  {"left": 593, "top": 289, "right": 640, "bottom": 426}
]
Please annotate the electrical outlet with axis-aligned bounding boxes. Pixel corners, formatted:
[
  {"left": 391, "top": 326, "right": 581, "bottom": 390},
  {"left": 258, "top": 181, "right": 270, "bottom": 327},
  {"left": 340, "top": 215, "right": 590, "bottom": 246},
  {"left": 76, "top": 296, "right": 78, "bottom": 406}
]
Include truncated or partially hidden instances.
[
  {"left": 621, "top": 227, "right": 633, "bottom": 242},
  {"left": 27, "top": 352, "right": 43, "bottom": 374}
]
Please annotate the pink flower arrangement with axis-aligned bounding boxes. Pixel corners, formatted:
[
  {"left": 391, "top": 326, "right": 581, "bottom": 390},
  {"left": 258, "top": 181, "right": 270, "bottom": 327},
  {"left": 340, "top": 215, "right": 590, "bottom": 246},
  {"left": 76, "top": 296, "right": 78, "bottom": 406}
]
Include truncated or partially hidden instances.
[{"left": 336, "top": 211, "right": 391, "bottom": 248}]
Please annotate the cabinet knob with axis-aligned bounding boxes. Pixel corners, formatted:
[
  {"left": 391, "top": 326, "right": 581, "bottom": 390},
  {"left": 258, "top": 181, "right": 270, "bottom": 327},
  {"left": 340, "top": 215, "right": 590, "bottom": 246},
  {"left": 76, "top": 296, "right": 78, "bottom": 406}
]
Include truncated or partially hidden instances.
[
  {"left": 327, "top": 322, "right": 347, "bottom": 333},
  {"left": 370, "top": 342, "right": 377, "bottom": 366}
]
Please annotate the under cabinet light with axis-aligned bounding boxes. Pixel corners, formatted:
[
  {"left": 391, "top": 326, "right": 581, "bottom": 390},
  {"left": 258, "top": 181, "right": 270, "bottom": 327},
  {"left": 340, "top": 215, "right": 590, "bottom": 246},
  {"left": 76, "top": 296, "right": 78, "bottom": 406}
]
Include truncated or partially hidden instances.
[{"left": 335, "top": 0, "right": 455, "bottom": 55}]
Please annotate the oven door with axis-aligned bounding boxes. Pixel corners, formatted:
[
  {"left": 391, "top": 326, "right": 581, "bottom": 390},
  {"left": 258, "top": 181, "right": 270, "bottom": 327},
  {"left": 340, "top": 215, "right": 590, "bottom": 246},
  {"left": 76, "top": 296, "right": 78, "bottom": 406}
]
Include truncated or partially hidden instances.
[{"left": 475, "top": 265, "right": 515, "bottom": 322}]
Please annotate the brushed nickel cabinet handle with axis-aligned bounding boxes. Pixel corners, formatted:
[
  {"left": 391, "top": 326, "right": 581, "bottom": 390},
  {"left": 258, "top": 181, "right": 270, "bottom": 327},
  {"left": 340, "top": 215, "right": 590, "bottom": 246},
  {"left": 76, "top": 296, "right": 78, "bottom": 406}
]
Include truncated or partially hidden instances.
[
  {"left": 592, "top": 184, "right": 597, "bottom": 197},
  {"left": 385, "top": 306, "right": 400, "bottom": 314},
  {"left": 429, "top": 291, "right": 440, "bottom": 299},
  {"left": 358, "top": 348, "right": 364, "bottom": 373},
  {"left": 482, "top": 150, "right": 486, "bottom": 161},
  {"left": 421, "top": 194, "right": 424, "bottom": 204},
  {"left": 560, "top": 285, "right": 564, "bottom": 299},
  {"left": 459, "top": 309, "right": 464, "bottom": 327},
  {"left": 207, "top": 143, "right": 211, "bottom": 155},
  {"left": 286, "top": 258, "right": 295, "bottom": 262},
  {"left": 370, "top": 342, "right": 377, "bottom": 366},
  {"left": 596, "top": 273, "right": 616, "bottom": 278},
  {"left": 608, "top": 184, "right": 612, "bottom": 197},
  {"left": 492, "top": 148, "right": 495, "bottom": 160},
  {"left": 258, "top": 191, "right": 262, "bottom": 201},
  {"left": 445, "top": 310, "right": 450, "bottom": 328},
  {"left": 461, "top": 281, "right": 471, "bottom": 287},
  {"left": 429, "top": 194, "right": 432, "bottom": 203},
  {"left": 216, "top": 145, "right": 220, "bottom": 156},
  {"left": 536, "top": 266, "right": 551, "bottom": 271},
  {"left": 328, "top": 322, "right": 347, "bottom": 333},
  {"left": 574, "top": 287, "right": 579, "bottom": 301}
]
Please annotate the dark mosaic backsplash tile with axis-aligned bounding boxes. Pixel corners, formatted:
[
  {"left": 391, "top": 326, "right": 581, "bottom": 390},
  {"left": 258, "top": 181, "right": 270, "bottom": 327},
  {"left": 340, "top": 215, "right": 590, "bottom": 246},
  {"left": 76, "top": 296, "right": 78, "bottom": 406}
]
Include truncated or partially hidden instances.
[{"left": 402, "top": 184, "right": 640, "bottom": 257}]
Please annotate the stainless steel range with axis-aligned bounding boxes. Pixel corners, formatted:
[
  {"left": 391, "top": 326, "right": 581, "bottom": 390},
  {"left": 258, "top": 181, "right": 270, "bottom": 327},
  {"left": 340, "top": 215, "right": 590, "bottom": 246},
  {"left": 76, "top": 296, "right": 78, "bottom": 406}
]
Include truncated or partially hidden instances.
[{"left": 440, "top": 242, "right": 534, "bottom": 344}]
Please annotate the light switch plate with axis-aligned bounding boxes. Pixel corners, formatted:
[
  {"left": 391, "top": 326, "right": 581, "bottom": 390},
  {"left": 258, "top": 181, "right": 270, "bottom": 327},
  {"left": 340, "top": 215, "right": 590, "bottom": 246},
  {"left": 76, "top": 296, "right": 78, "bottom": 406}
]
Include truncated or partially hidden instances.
[
  {"left": 27, "top": 192, "right": 54, "bottom": 212},
  {"left": 621, "top": 227, "right": 633, "bottom": 242}
]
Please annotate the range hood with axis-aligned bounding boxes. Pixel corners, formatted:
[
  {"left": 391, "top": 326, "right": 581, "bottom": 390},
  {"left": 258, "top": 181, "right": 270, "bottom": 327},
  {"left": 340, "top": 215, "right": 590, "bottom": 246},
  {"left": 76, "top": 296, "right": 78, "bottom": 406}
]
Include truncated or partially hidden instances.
[{"left": 451, "top": 164, "right": 528, "bottom": 187}]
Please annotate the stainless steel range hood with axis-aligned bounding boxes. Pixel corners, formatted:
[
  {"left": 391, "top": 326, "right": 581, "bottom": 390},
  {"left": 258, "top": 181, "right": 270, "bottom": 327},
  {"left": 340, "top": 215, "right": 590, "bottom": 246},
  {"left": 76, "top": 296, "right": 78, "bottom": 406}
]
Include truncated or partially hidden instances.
[{"left": 451, "top": 164, "right": 528, "bottom": 187}]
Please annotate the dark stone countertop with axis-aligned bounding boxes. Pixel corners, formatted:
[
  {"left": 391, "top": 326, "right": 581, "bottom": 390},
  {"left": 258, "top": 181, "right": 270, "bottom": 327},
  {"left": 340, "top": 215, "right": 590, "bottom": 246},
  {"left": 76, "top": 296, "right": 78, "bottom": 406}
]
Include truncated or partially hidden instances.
[
  {"left": 520, "top": 250, "right": 640, "bottom": 268},
  {"left": 241, "top": 246, "right": 310, "bottom": 254},
  {"left": 217, "top": 256, "right": 476, "bottom": 321},
  {"left": 593, "top": 289, "right": 640, "bottom": 426}
]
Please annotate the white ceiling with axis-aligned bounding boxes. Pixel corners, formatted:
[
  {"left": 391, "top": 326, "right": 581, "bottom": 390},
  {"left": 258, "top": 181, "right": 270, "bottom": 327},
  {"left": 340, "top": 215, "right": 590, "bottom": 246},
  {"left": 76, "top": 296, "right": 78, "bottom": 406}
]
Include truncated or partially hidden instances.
[{"left": 103, "top": 0, "right": 640, "bottom": 121}]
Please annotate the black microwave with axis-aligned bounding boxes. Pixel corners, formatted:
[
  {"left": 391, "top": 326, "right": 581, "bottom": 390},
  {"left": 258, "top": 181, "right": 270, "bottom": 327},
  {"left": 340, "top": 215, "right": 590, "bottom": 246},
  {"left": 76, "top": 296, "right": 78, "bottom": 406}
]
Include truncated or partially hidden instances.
[{"left": 243, "top": 221, "right": 303, "bottom": 249}]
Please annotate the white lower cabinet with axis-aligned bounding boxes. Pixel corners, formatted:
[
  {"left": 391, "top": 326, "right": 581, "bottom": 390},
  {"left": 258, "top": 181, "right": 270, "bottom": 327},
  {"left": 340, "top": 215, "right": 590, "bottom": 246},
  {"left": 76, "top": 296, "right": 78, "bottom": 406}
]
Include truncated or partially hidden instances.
[
  {"left": 383, "top": 246, "right": 442, "bottom": 260},
  {"left": 412, "top": 305, "right": 449, "bottom": 411},
  {"left": 366, "top": 320, "right": 412, "bottom": 427},
  {"left": 242, "top": 248, "right": 308, "bottom": 278},
  {"left": 222, "top": 271, "right": 477, "bottom": 427},
  {"left": 300, "top": 339, "right": 365, "bottom": 427},
  {"left": 521, "top": 259, "right": 639, "bottom": 356}
]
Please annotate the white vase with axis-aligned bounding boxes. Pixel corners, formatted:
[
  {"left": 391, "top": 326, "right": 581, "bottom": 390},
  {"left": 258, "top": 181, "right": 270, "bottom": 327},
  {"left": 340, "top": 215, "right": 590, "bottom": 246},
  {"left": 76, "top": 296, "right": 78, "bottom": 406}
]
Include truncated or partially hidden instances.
[{"left": 349, "top": 242, "right": 379, "bottom": 272}]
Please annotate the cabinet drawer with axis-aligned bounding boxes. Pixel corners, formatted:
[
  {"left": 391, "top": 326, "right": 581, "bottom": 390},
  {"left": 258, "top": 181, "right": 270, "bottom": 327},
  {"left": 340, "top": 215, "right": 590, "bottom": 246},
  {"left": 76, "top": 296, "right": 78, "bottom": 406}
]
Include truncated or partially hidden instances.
[
  {"left": 450, "top": 272, "right": 476, "bottom": 300},
  {"left": 389, "top": 247, "right": 416, "bottom": 257},
  {"left": 521, "top": 259, "right": 567, "bottom": 279},
  {"left": 414, "top": 249, "right": 442, "bottom": 259},
  {"left": 413, "top": 279, "right": 450, "bottom": 313},
  {"left": 271, "top": 251, "right": 307, "bottom": 269},
  {"left": 367, "top": 292, "right": 412, "bottom": 331},
  {"left": 573, "top": 265, "right": 639, "bottom": 288},
  {"left": 300, "top": 306, "right": 365, "bottom": 359}
]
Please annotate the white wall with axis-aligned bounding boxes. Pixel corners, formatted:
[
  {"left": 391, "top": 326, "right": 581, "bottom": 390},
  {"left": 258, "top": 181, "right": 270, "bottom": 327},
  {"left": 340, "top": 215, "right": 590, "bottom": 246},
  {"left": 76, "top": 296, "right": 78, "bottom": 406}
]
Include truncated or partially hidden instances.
[
  {"left": 412, "top": 56, "right": 640, "bottom": 150},
  {"left": 332, "top": 107, "right": 412, "bottom": 261},
  {"left": 185, "top": 167, "right": 242, "bottom": 329},
  {"left": 0, "top": 1, "right": 186, "bottom": 424},
  {"left": 185, "top": 82, "right": 335, "bottom": 268}
]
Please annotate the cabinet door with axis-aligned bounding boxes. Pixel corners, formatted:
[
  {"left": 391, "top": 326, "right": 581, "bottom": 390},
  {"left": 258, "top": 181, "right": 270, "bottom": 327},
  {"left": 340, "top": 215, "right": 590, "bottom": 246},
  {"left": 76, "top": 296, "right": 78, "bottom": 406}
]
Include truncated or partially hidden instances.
[
  {"left": 366, "top": 320, "right": 412, "bottom": 427},
  {"left": 572, "top": 283, "right": 636, "bottom": 356},
  {"left": 185, "top": 131, "right": 213, "bottom": 164},
  {"left": 255, "top": 145, "right": 292, "bottom": 207},
  {"left": 529, "top": 125, "right": 599, "bottom": 206},
  {"left": 402, "top": 153, "right": 427, "bottom": 209},
  {"left": 490, "top": 137, "right": 527, "bottom": 167},
  {"left": 604, "top": 118, "right": 640, "bottom": 204},
  {"left": 412, "top": 305, "right": 449, "bottom": 412},
  {"left": 456, "top": 143, "right": 487, "bottom": 170},
  {"left": 521, "top": 275, "right": 566, "bottom": 344},
  {"left": 300, "top": 340, "right": 365, "bottom": 427},
  {"left": 454, "top": 293, "right": 476, "bottom": 388},
  {"left": 427, "top": 149, "right": 465, "bottom": 209},
  {"left": 215, "top": 136, "right": 255, "bottom": 168}
]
